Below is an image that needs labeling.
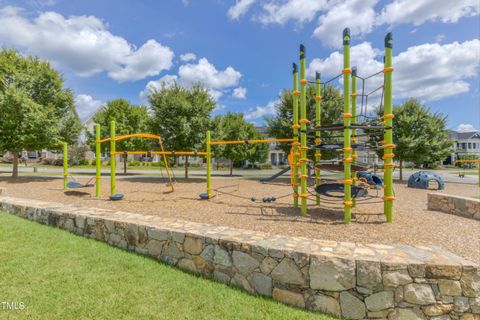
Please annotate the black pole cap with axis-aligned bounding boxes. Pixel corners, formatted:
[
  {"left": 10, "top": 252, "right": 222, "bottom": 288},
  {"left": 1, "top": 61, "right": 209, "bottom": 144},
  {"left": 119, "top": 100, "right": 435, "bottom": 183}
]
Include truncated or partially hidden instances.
[
  {"left": 292, "top": 63, "right": 297, "bottom": 74},
  {"left": 385, "top": 32, "right": 393, "bottom": 48},
  {"left": 316, "top": 72, "right": 321, "bottom": 80},
  {"left": 300, "top": 44, "right": 305, "bottom": 59},
  {"left": 343, "top": 28, "right": 350, "bottom": 45},
  {"left": 352, "top": 66, "right": 357, "bottom": 76}
]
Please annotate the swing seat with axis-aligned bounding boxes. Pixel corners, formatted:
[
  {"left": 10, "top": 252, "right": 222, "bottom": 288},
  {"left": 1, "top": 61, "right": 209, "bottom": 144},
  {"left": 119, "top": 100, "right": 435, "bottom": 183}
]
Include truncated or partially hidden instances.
[
  {"left": 67, "top": 181, "right": 94, "bottom": 189},
  {"left": 199, "top": 193, "right": 209, "bottom": 200},
  {"left": 110, "top": 193, "right": 124, "bottom": 201},
  {"left": 315, "top": 183, "right": 368, "bottom": 198}
]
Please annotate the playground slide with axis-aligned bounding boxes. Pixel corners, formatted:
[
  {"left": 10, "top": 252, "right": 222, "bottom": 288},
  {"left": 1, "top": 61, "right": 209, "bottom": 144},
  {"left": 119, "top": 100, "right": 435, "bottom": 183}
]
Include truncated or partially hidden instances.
[{"left": 260, "top": 166, "right": 291, "bottom": 182}]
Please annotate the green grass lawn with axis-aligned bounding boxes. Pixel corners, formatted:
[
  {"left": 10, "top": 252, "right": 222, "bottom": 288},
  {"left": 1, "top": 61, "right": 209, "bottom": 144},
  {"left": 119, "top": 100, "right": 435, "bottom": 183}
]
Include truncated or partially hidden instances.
[{"left": 0, "top": 212, "right": 337, "bottom": 320}]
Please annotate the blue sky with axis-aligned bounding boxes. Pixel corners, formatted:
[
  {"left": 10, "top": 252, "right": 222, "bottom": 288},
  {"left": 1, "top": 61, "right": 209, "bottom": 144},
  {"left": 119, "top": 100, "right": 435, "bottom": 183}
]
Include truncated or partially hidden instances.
[{"left": 0, "top": 0, "right": 479, "bottom": 131}]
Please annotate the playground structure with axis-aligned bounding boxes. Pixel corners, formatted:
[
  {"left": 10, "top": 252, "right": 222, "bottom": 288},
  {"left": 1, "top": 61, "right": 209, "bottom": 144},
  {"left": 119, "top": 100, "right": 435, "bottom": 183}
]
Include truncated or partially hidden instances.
[
  {"left": 290, "top": 28, "right": 395, "bottom": 223},
  {"left": 63, "top": 122, "right": 293, "bottom": 201},
  {"left": 408, "top": 171, "right": 445, "bottom": 190},
  {"left": 62, "top": 28, "right": 395, "bottom": 224}
]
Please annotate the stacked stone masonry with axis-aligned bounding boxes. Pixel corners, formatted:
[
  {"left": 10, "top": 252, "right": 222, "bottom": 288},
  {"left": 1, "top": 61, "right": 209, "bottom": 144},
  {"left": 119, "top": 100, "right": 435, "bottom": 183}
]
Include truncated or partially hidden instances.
[
  {"left": 1, "top": 196, "right": 479, "bottom": 320},
  {"left": 428, "top": 193, "right": 480, "bottom": 220}
]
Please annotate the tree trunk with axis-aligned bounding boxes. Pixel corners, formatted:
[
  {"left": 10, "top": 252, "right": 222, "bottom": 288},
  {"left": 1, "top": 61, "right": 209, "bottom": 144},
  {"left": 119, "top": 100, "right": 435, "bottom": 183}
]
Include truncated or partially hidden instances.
[
  {"left": 123, "top": 154, "right": 127, "bottom": 175},
  {"left": 12, "top": 152, "right": 19, "bottom": 178},
  {"left": 184, "top": 155, "right": 189, "bottom": 179},
  {"left": 229, "top": 159, "right": 233, "bottom": 176},
  {"left": 399, "top": 159, "right": 403, "bottom": 182}
]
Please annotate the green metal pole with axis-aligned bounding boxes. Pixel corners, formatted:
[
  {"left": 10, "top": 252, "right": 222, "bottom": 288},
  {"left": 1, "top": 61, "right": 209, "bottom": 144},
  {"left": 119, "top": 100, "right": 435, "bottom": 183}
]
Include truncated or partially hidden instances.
[
  {"left": 383, "top": 32, "right": 394, "bottom": 223},
  {"left": 299, "top": 45, "right": 308, "bottom": 216},
  {"left": 95, "top": 124, "right": 101, "bottom": 197},
  {"left": 110, "top": 120, "right": 116, "bottom": 196},
  {"left": 315, "top": 72, "right": 321, "bottom": 205},
  {"left": 206, "top": 130, "right": 211, "bottom": 198},
  {"left": 292, "top": 63, "right": 299, "bottom": 208},
  {"left": 351, "top": 67, "right": 357, "bottom": 208},
  {"left": 343, "top": 28, "right": 352, "bottom": 224},
  {"left": 63, "top": 142, "right": 68, "bottom": 190}
]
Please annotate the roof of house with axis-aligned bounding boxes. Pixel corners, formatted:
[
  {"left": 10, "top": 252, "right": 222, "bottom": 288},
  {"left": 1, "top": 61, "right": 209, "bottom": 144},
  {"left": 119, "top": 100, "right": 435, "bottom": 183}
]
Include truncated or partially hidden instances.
[{"left": 449, "top": 130, "right": 480, "bottom": 140}]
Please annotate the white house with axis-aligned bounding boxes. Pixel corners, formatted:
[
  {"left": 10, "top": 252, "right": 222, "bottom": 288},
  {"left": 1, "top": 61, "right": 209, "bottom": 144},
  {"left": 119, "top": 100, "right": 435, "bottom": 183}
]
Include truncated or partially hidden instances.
[{"left": 447, "top": 130, "right": 480, "bottom": 164}]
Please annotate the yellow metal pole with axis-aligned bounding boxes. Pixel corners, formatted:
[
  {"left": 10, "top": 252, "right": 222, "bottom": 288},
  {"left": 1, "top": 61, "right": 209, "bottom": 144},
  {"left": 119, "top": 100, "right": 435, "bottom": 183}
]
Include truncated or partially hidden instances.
[
  {"left": 206, "top": 131, "right": 211, "bottom": 198},
  {"left": 110, "top": 121, "right": 116, "bottom": 196},
  {"left": 209, "top": 138, "right": 294, "bottom": 145},
  {"left": 383, "top": 32, "right": 394, "bottom": 223},
  {"left": 95, "top": 124, "right": 101, "bottom": 197},
  {"left": 63, "top": 142, "right": 68, "bottom": 190},
  {"left": 351, "top": 67, "right": 357, "bottom": 207},
  {"left": 315, "top": 72, "right": 321, "bottom": 205},
  {"left": 292, "top": 63, "right": 299, "bottom": 208},
  {"left": 343, "top": 28, "right": 352, "bottom": 224},
  {"left": 299, "top": 44, "right": 308, "bottom": 216}
]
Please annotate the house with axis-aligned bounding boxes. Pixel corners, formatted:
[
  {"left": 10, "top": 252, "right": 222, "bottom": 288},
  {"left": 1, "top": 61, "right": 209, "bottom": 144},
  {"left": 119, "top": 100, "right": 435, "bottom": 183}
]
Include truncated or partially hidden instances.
[{"left": 446, "top": 130, "right": 480, "bottom": 164}]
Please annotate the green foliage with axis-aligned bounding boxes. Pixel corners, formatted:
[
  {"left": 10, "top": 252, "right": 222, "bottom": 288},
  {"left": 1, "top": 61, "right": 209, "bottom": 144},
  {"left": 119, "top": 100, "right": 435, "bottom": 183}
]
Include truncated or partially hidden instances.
[
  {"left": 0, "top": 49, "right": 81, "bottom": 151},
  {"left": 148, "top": 83, "right": 215, "bottom": 151},
  {"left": 0, "top": 49, "right": 81, "bottom": 176},
  {"left": 457, "top": 154, "right": 479, "bottom": 168},
  {"left": 212, "top": 112, "right": 269, "bottom": 167},
  {"left": 87, "top": 99, "right": 151, "bottom": 152},
  {"left": 265, "top": 85, "right": 343, "bottom": 159},
  {"left": 247, "top": 130, "right": 270, "bottom": 165},
  {"left": 374, "top": 98, "right": 453, "bottom": 165},
  {"left": 68, "top": 144, "right": 91, "bottom": 166}
]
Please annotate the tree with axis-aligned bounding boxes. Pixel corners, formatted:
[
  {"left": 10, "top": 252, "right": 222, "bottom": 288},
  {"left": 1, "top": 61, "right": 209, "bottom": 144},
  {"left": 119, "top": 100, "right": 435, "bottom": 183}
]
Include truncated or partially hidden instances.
[
  {"left": 86, "top": 99, "right": 151, "bottom": 173},
  {"left": 265, "top": 85, "right": 343, "bottom": 159},
  {"left": 148, "top": 83, "right": 215, "bottom": 178},
  {"left": 212, "top": 113, "right": 268, "bottom": 175},
  {"left": 246, "top": 130, "right": 269, "bottom": 166},
  {"left": 0, "top": 49, "right": 81, "bottom": 177},
  {"left": 373, "top": 99, "right": 453, "bottom": 181}
]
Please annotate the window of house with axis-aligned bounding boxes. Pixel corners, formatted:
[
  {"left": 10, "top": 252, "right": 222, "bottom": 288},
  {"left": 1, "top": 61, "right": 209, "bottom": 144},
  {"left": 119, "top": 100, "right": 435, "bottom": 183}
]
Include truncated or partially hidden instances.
[{"left": 468, "top": 143, "right": 472, "bottom": 149}]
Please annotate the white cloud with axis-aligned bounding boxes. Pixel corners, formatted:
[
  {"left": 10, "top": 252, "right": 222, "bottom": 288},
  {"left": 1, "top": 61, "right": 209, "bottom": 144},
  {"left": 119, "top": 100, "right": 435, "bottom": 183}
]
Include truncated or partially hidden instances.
[
  {"left": 377, "top": 0, "right": 480, "bottom": 26},
  {"left": 313, "top": 0, "right": 378, "bottom": 47},
  {"left": 140, "top": 74, "right": 179, "bottom": 99},
  {"left": 232, "top": 87, "right": 247, "bottom": 99},
  {"left": 307, "top": 39, "right": 480, "bottom": 105},
  {"left": 214, "top": 104, "right": 227, "bottom": 112},
  {"left": 177, "top": 58, "right": 242, "bottom": 89},
  {"left": 0, "top": 7, "right": 174, "bottom": 82},
  {"left": 75, "top": 94, "right": 103, "bottom": 120},
  {"left": 245, "top": 100, "right": 277, "bottom": 120},
  {"left": 435, "top": 34, "right": 445, "bottom": 43},
  {"left": 141, "top": 58, "right": 242, "bottom": 101},
  {"left": 207, "top": 89, "right": 224, "bottom": 101},
  {"left": 394, "top": 40, "right": 480, "bottom": 101},
  {"left": 179, "top": 52, "right": 196, "bottom": 62},
  {"left": 256, "top": 0, "right": 327, "bottom": 25},
  {"left": 228, "top": 0, "right": 256, "bottom": 20},
  {"left": 230, "top": 0, "right": 479, "bottom": 48},
  {"left": 457, "top": 124, "right": 478, "bottom": 132},
  {"left": 109, "top": 40, "right": 174, "bottom": 82}
]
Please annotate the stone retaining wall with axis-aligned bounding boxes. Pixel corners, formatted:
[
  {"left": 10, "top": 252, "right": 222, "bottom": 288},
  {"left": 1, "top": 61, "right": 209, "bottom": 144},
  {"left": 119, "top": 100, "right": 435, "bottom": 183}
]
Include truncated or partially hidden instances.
[
  {"left": 1, "top": 196, "right": 479, "bottom": 320},
  {"left": 428, "top": 193, "right": 480, "bottom": 220}
]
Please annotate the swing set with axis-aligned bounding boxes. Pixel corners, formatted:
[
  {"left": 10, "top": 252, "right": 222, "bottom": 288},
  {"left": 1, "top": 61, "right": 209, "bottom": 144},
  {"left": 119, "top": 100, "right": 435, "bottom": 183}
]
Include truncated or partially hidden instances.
[{"left": 63, "top": 121, "right": 207, "bottom": 200}]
